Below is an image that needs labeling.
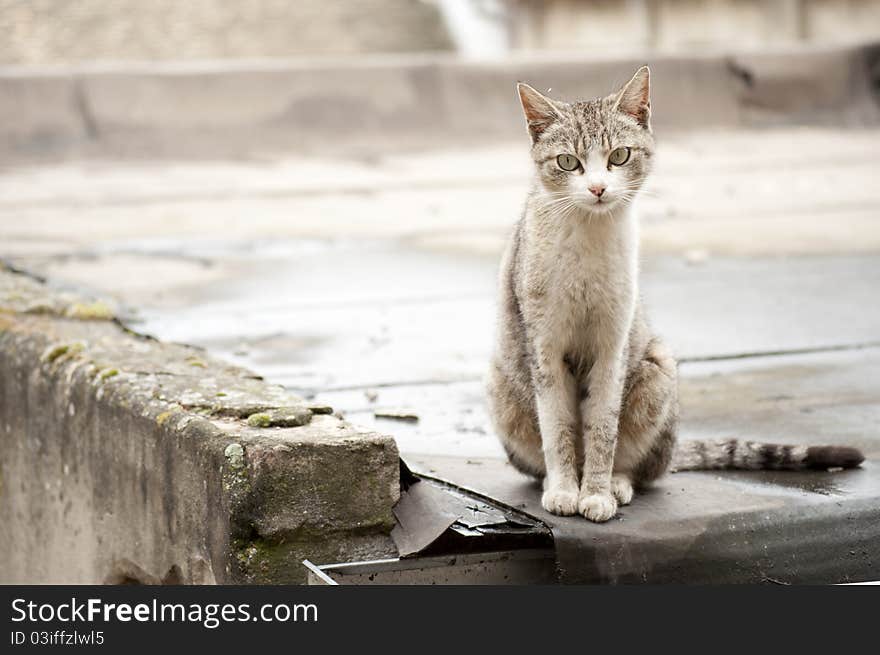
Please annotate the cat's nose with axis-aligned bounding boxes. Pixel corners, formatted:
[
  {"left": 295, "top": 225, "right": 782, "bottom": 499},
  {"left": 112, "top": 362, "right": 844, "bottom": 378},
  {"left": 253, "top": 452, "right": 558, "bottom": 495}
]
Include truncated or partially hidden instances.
[{"left": 588, "top": 185, "right": 606, "bottom": 198}]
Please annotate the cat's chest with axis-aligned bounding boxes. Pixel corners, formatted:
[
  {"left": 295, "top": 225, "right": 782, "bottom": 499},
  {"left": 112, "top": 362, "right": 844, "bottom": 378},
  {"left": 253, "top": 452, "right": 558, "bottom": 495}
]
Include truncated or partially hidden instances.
[{"left": 534, "top": 229, "right": 633, "bottom": 310}]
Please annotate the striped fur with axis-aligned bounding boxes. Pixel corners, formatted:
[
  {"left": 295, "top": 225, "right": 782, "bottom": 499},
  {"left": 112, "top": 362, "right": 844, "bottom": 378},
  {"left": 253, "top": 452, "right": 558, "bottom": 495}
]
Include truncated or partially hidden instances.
[{"left": 671, "top": 440, "right": 864, "bottom": 472}]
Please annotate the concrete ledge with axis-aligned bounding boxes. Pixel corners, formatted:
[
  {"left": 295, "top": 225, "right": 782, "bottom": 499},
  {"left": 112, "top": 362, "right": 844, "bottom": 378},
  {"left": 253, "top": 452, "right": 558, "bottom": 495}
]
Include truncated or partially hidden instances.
[
  {"left": 0, "top": 267, "right": 399, "bottom": 584},
  {"left": 2, "top": 43, "right": 877, "bottom": 159},
  {"left": 0, "top": 72, "right": 87, "bottom": 153}
]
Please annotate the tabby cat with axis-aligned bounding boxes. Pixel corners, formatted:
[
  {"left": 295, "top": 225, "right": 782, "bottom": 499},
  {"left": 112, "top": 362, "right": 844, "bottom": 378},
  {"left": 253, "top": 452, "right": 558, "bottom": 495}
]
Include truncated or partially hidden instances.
[{"left": 487, "top": 67, "right": 863, "bottom": 522}]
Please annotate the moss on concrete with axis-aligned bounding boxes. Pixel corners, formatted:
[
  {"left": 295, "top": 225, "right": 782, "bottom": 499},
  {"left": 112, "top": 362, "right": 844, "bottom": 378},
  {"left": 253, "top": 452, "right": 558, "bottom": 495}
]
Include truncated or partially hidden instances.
[
  {"left": 246, "top": 407, "right": 312, "bottom": 428},
  {"left": 156, "top": 408, "right": 182, "bottom": 427},
  {"left": 64, "top": 301, "right": 114, "bottom": 321},
  {"left": 232, "top": 529, "right": 396, "bottom": 584},
  {"left": 224, "top": 443, "right": 245, "bottom": 470},
  {"left": 98, "top": 368, "right": 119, "bottom": 381},
  {"left": 246, "top": 413, "right": 272, "bottom": 428},
  {"left": 41, "top": 341, "right": 84, "bottom": 363}
]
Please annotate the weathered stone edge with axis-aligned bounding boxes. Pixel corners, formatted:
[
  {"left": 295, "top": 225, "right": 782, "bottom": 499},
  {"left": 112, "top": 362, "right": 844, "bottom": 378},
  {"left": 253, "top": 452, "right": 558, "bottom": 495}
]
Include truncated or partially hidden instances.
[{"left": 0, "top": 267, "right": 400, "bottom": 584}]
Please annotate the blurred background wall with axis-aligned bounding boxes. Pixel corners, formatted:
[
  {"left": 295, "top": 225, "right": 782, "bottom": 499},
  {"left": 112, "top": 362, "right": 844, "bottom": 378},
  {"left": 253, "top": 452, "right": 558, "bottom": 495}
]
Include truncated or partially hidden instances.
[
  {"left": 505, "top": 0, "right": 880, "bottom": 55},
  {"left": 2, "top": 0, "right": 879, "bottom": 65},
  {"left": 0, "top": 0, "right": 453, "bottom": 64}
]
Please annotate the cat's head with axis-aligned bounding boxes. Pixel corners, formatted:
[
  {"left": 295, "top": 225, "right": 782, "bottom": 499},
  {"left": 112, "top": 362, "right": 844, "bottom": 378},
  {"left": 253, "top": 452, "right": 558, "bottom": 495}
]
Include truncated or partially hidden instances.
[{"left": 518, "top": 67, "right": 654, "bottom": 214}]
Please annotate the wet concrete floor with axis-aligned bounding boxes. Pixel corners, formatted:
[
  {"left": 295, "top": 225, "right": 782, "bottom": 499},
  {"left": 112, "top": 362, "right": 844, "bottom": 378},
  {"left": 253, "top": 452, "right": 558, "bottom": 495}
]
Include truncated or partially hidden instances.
[{"left": 3, "top": 128, "right": 879, "bottom": 580}]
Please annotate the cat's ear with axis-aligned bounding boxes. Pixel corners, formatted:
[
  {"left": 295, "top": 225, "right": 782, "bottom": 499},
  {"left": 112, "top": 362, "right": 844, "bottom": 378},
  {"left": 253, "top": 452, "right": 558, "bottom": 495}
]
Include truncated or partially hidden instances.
[
  {"left": 613, "top": 66, "right": 651, "bottom": 130},
  {"left": 517, "top": 83, "right": 561, "bottom": 143}
]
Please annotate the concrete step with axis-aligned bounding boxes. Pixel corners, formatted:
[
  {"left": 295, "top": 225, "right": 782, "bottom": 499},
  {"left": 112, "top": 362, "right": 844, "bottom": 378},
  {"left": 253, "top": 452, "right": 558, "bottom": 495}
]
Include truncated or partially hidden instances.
[
  {"left": 3, "top": 43, "right": 878, "bottom": 159},
  {"left": 0, "top": 267, "right": 400, "bottom": 584}
]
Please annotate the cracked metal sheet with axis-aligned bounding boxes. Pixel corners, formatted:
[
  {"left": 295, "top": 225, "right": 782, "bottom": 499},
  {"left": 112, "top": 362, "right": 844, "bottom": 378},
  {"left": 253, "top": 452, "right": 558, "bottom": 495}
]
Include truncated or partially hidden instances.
[{"left": 392, "top": 462, "right": 549, "bottom": 558}]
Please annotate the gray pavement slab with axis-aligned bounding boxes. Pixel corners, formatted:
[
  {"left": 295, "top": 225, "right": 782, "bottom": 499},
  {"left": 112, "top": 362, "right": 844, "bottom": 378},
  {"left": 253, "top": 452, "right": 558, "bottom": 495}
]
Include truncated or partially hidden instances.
[
  {"left": 405, "top": 346, "right": 880, "bottom": 583},
  {"left": 128, "top": 246, "right": 880, "bottom": 394}
]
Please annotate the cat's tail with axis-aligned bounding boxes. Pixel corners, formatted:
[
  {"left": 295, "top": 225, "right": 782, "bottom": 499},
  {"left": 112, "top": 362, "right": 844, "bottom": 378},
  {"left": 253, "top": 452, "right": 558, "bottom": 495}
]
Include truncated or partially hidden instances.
[{"left": 670, "top": 438, "right": 864, "bottom": 472}]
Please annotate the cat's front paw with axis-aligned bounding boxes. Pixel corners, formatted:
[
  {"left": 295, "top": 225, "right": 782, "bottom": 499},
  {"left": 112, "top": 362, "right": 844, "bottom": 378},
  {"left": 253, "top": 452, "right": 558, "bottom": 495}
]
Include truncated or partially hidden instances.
[
  {"left": 578, "top": 492, "right": 618, "bottom": 522},
  {"left": 610, "top": 475, "right": 634, "bottom": 505},
  {"left": 541, "top": 489, "right": 579, "bottom": 516}
]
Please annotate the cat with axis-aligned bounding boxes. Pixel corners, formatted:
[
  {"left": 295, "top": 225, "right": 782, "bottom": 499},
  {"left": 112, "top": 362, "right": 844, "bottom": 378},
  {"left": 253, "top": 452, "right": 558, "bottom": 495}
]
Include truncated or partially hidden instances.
[{"left": 486, "top": 66, "right": 864, "bottom": 523}]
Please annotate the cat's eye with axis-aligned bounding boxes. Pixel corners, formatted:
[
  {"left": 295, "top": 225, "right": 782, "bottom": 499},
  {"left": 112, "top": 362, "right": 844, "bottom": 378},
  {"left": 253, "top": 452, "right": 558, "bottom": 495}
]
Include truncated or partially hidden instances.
[
  {"left": 608, "top": 147, "right": 631, "bottom": 166},
  {"left": 556, "top": 154, "right": 580, "bottom": 171}
]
